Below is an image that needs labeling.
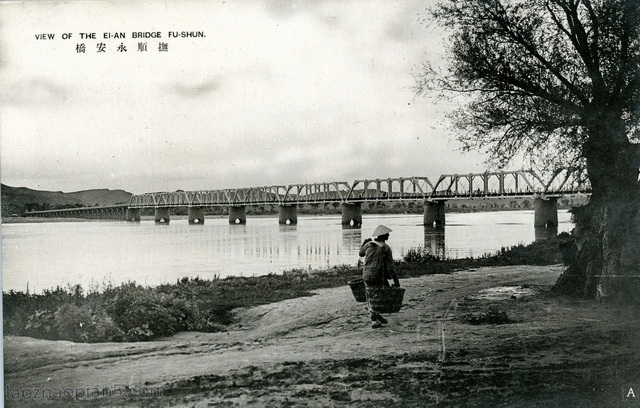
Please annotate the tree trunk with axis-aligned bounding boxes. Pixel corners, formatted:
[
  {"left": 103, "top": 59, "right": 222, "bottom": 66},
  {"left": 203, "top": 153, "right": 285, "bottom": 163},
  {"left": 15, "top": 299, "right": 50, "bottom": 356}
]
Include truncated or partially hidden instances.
[
  {"left": 554, "top": 114, "right": 640, "bottom": 301},
  {"left": 555, "top": 199, "right": 640, "bottom": 299}
]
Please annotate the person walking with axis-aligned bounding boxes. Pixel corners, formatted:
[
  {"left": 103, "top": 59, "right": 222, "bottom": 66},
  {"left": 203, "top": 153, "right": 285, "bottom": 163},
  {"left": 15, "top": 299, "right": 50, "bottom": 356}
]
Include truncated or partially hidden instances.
[{"left": 359, "top": 224, "right": 400, "bottom": 328}]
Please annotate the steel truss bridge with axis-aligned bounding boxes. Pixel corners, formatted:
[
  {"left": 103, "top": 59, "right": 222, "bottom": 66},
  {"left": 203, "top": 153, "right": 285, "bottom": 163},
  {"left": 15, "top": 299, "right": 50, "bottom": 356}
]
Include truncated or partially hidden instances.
[
  {"left": 21, "top": 204, "right": 129, "bottom": 218},
  {"left": 127, "top": 169, "right": 590, "bottom": 209},
  {"left": 21, "top": 169, "right": 590, "bottom": 225}
]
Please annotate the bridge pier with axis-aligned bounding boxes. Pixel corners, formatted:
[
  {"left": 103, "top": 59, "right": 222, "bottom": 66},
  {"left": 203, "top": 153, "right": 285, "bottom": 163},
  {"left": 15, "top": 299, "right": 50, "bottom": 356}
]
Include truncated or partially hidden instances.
[
  {"left": 188, "top": 207, "right": 205, "bottom": 224},
  {"left": 424, "top": 200, "right": 446, "bottom": 227},
  {"left": 126, "top": 208, "right": 140, "bottom": 222},
  {"left": 341, "top": 203, "right": 362, "bottom": 228},
  {"left": 534, "top": 197, "right": 558, "bottom": 228},
  {"left": 229, "top": 206, "right": 246, "bottom": 224},
  {"left": 155, "top": 207, "right": 170, "bottom": 224},
  {"left": 278, "top": 205, "right": 297, "bottom": 225}
]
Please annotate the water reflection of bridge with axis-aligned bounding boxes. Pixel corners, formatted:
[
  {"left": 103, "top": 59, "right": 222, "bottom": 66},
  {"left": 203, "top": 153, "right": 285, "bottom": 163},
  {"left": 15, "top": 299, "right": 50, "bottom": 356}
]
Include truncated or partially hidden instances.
[
  {"left": 422, "top": 223, "right": 560, "bottom": 260},
  {"left": 23, "top": 169, "right": 589, "bottom": 229}
]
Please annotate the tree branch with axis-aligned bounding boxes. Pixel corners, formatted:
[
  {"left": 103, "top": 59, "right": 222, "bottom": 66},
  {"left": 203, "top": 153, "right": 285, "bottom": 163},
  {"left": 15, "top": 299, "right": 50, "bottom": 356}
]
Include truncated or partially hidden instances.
[
  {"left": 489, "top": 2, "right": 590, "bottom": 105},
  {"left": 552, "top": 0, "right": 607, "bottom": 95}
]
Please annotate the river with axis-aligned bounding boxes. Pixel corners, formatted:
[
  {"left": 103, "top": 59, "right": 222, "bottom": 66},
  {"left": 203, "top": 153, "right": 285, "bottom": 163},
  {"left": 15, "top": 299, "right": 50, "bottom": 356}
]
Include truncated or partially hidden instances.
[{"left": 1, "top": 210, "right": 573, "bottom": 293}]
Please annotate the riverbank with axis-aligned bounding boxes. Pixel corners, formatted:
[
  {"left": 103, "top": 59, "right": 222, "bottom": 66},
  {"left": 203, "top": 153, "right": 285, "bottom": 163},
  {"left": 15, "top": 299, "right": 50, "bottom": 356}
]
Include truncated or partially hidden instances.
[
  {"left": 5, "top": 264, "right": 640, "bottom": 407},
  {"left": 3, "top": 237, "right": 568, "bottom": 343}
]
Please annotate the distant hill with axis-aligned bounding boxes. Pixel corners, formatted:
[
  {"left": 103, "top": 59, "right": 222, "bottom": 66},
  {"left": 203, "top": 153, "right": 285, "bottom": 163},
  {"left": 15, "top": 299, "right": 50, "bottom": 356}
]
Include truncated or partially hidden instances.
[{"left": 1, "top": 184, "right": 133, "bottom": 217}]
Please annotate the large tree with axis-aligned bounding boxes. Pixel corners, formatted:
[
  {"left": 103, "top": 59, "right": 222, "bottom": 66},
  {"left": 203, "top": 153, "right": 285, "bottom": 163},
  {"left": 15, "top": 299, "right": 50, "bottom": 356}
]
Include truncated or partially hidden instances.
[{"left": 416, "top": 0, "right": 640, "bottom": 300}]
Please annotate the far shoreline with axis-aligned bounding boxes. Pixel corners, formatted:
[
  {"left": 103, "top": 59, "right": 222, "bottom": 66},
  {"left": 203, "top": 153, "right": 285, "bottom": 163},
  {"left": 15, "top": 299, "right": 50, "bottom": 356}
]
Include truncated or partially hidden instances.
[{"left": 1, "top": 206, "right": 574, "bottom": 224}]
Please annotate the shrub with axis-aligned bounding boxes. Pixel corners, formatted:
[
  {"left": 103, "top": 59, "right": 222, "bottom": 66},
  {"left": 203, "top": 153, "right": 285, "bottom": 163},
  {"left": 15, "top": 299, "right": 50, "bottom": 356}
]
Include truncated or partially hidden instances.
[
  {"left": 23, "top": 304, "right": 122, "bottom": 342},
  {"left": 102, "top": 283, "right": 192, "bottom": 341},
  {"left": 403, "top": 246, "right": 445, "bottom": 263}
]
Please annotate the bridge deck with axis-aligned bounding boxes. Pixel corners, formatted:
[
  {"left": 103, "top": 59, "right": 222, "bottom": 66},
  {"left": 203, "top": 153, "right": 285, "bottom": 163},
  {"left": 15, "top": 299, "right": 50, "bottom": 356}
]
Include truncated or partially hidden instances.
[
  {"left": 23, "top": 170, "right": 591, "bottom": 216},
  {"left": 127, "top": 169, "right": 590, "bottom": 208}
]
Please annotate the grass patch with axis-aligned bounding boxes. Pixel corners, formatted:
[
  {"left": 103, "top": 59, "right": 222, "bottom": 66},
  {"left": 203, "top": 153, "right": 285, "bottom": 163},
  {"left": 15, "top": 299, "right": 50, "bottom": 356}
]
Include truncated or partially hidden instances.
[{"left": 3, "top": 235, "right": 569, "bottom": 343}]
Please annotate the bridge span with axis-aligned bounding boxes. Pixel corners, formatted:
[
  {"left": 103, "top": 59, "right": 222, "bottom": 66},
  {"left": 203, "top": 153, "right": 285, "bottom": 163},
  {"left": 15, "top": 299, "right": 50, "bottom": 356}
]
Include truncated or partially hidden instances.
[{"left": 23, "top": 169, "right": 590, "bottom": 228}]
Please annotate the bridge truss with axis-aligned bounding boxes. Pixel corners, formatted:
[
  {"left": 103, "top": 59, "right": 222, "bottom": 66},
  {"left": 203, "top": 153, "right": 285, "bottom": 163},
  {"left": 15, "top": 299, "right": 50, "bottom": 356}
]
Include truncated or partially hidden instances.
[{"left": 127, "top": 169, "right": 590, "bottom": 209}]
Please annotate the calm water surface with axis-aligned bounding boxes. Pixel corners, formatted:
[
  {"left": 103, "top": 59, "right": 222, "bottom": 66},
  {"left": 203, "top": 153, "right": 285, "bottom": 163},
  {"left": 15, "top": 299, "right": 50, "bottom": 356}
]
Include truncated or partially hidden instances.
[{"left": 2, "top": 211, "right": 572, "bottom": 293}]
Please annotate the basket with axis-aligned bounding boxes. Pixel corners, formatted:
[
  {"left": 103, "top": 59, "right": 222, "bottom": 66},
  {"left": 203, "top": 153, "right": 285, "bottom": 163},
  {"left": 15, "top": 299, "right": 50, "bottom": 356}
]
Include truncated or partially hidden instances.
[
  {"left": 347, "top": 278, "right": 367, "bottom": 302},
  {"left": 366, "top": 287, "right": 406, "bottom": 313}
]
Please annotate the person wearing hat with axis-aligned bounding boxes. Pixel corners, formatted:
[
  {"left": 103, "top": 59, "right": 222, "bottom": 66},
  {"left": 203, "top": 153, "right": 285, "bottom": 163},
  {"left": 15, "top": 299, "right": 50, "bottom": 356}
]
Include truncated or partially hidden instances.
[{"left": 359, "top": 224, "right": 400, "bottom": 328}]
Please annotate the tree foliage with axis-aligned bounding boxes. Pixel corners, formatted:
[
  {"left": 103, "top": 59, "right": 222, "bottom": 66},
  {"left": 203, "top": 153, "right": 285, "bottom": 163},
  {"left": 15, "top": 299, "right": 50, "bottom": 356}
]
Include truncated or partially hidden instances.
[{"left": 416, "top": 0, "right": 640, "bottom": 186}]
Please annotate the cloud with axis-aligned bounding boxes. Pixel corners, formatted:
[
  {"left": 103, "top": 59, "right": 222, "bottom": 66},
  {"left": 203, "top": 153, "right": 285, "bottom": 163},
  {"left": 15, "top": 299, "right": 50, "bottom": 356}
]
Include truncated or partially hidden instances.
[
  {"left": 167, "top": 79, "right": 221, "bottom": 98},
  {"left": 0, "top": 78, "right": 72, "bottom": 107},
  {"left": 262, "top": 0, "right": 326, "bottom": 18}
]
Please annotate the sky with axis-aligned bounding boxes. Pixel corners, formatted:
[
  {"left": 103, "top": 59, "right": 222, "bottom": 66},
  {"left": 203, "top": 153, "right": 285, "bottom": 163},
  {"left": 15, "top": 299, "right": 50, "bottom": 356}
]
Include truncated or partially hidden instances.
[{"left": 0, "top": 0, "right": 489, "bottom": 195}]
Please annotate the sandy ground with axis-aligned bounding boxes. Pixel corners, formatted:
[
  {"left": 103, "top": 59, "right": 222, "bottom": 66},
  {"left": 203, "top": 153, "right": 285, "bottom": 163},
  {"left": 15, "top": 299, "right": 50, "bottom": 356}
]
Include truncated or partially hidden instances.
[{"left": 5, "top": 265, "right": 640, "bottom": 407}]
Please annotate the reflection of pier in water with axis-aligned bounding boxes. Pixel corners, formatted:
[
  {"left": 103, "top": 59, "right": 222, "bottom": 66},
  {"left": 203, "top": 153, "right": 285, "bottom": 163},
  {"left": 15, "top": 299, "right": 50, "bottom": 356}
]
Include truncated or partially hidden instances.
[
  {"left": 341, "top": 227, "right": 362, "bottom": 250},
  {"left": 422, "top": 224, "right": 560, "bottom": 259},
  {"left": 424, "top": 226, "right": 446, "bottom": 259},
  {"left": 535, "top": 226, "right": 558, "bottom": 242}
]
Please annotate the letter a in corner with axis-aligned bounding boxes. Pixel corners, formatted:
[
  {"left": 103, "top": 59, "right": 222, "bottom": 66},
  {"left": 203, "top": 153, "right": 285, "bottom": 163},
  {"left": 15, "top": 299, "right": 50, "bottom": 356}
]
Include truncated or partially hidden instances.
[{"left": 627, "top": 387, "right": 636, "bottom": 398}]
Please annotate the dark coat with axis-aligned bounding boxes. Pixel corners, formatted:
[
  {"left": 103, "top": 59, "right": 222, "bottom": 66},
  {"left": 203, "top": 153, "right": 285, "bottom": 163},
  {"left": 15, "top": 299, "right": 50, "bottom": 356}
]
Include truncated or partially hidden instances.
[{"left": 359, "top": 240, "right": 399, "bottom": 287}]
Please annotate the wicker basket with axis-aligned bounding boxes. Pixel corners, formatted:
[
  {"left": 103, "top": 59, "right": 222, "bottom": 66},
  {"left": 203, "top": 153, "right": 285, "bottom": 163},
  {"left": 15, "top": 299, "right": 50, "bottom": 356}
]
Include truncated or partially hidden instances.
[
  {"left": 366, "top": 287, "right": 406, "bottom": 313},
  {"left": 347, "top": 278, "right": 367, "bottom": 302}
]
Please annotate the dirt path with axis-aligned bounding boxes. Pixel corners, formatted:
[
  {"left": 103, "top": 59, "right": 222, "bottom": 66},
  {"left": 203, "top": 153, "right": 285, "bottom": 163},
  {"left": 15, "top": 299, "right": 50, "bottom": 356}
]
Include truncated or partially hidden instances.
[{"left": 5, "top": 265, "right": 640, "bottom": 407}]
